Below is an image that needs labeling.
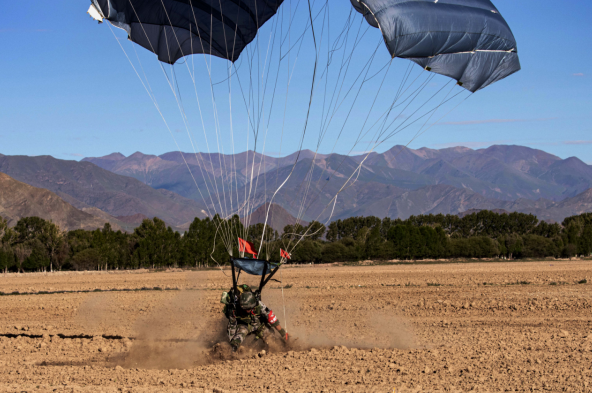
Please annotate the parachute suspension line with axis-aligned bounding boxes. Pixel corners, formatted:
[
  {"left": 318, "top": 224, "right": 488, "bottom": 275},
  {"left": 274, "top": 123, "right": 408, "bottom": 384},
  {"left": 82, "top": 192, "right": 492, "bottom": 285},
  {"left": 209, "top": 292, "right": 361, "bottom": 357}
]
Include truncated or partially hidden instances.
[
  {"left": 372, "top": 83, "right": 462, "bottom": 177},
  {"left": 288, "top": 61, "right": 409, "bottom": 236},
  {"left": 290, "top": 22, "right": 376, "bottom": 210},
  {"left": 274, "top": 8, "right": 390, "bottom": 253},
  {"left": 243, "top": 7, "right": 283, "bottom": 247},
  {"left": 264, "top": 2, "right": 328, "bottom": 246},
  {"left": 301, "top": 37, "right": 382, "bottom": 214},
  {"left": 182, "top": 2, "right": 236, "bottom": 232},
  {"left": 291, "top": 37, "right": 384, "bottom": 232},
  {"left": 129, "top": 0, "right": 236, "bottom": 253},
  {"left": 405, "top": 90, "right": 472, "bottom": 150},
  {"left": 318, "top": 19, "right": 371, "bottom": 147},
  {"left": 273, "top": 0, "right": 321, "bottom": 235},
  {"left": 258, "top": 15, "right": 283, "bottom": 259},
  {"left": 286, "top": 72, "right": 465, "bottom": 252},
  {"left": 253, "top": 0, "right": 326, "bottom": 255},
  {"left": 126, "top": 1, "right": 231, "bottom": 251},
  {"left": 357, "top": 88, "right": 471, "bottom": 223},
  {"left": 245, "top": 14, "right": 284, "bottom": 248},
  {"left": 280, "top": 2, "right": 342, "bottom": 250},
  {"left": 262, "top": 0, "right": 295, "bottom": 255},
  {"left": 279, "top": 264, "right": 287, "bottom": 333},
  {"left": 168, "top": 33, "right": 239, "bottom": 253},
  {"left": 290, "top": 13, "right": 365, "bottom": 197},
  {"left": 186, "top": 4, "right": 239, "bottom": 251},
  {"left": 217, "top": 2, "right": 243, "bottom": 257},
  {"left": 246, "top": 0, "right": 289, "bottom": 256},
  {"left": 124, "top": 10, "right": 236, "bottom": 254},
  {"left": 408, "top": 82, "right": 458, "bottom": 146},
  {"left": 292, "top": 3, "right": 334, "bottom": 226},
  {"left": 257, "top": 0, "right": 330, "bottom": 254},
  {"left": 105, "top": 23, "right": 215, "bottom": 226},
  {"left": 281, "top": 11, "right": 440, "bottom": 249},
  {"left": 379, "top": 75, "right": 451, "bottom": 142},
  {"left": 353, "top": 62, "right": 415, "bottom": 145},
  {"left": 372, "top": 73, "right": 436, "bottom": 143}
]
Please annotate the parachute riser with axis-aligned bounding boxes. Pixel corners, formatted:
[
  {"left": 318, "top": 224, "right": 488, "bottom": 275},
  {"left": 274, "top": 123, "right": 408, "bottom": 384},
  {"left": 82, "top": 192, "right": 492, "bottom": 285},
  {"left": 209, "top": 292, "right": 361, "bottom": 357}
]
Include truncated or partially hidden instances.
[
  {"left": 261, "top": 264, "right": 281, "bottom": 290},
  {"left": 230, "top": 258, "right": 281, "bottom": 298},
  {"left": 256, "top": 262, "right": 268, "bottom": 299},
  {"left": 230, "top": 259, "right": 238, "bottom": 300}
]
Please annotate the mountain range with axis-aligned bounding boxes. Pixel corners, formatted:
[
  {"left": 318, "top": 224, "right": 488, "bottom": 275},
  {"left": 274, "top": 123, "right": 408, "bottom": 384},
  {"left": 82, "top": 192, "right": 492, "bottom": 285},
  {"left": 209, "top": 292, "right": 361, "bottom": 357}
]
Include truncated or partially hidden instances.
[
  {"left": 0, "top": 154, "right": 208, "bottom": 228},
  {"left": 82, "top": 145, "right": 592, "bottom": 224},
  {"left": 1, "top": 145, "right": 592, "bottom": 232}
]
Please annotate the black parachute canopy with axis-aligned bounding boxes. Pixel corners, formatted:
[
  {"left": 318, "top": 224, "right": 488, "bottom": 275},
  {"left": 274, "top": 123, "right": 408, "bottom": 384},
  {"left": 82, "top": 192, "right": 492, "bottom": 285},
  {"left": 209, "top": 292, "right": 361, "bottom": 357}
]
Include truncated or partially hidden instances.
[
  {"left": 351, "top": 0, "right": 520, "bottom": 92},
  {"left": 91, "top": 0, "right": 284, "bottom": 64}
]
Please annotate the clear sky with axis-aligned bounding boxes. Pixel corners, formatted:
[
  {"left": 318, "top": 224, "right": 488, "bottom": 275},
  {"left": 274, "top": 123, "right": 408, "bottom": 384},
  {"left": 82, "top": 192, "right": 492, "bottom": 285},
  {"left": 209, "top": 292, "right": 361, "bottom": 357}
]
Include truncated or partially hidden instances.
[{"left": 1, "top": 1, "right": 591, "bottom": 163}]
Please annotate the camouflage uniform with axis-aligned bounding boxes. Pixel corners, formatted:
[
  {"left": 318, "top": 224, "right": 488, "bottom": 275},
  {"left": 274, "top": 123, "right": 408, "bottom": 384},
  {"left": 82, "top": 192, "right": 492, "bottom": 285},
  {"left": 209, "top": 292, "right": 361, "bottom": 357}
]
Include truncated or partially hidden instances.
[{"left": 222, "top": 290, "right": 280, "bottom": 349}]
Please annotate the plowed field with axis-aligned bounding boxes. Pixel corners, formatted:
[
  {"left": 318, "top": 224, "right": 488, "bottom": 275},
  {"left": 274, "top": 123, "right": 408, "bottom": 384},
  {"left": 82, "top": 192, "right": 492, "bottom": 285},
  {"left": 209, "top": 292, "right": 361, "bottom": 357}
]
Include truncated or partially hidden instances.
[{"left": 0, "top": 260, "right": 591, "bottom": 392}]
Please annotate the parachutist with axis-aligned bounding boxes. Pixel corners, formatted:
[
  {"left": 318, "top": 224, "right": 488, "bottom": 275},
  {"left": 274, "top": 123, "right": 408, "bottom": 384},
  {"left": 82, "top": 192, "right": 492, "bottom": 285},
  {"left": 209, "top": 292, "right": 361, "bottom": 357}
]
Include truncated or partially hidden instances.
[{"left": 222, "top": 284, "right": 287, "bottom": 351}]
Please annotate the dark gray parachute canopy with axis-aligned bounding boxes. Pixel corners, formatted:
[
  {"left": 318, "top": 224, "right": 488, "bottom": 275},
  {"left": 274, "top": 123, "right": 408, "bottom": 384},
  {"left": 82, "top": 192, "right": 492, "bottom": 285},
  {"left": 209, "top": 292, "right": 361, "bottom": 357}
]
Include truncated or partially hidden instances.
[
  {"left": 91, "top": 0, "right": 283, "bottom": 64},
  {"left": 351, "top": 0, "right": 520, "bottom": 92}
]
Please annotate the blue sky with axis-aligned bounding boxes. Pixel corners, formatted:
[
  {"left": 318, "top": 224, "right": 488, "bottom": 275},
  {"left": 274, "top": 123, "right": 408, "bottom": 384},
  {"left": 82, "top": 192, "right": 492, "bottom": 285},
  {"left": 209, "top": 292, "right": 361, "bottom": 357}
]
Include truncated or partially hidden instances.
[{"left": 1, "top": 1, "right": 591, "bottom": 163}]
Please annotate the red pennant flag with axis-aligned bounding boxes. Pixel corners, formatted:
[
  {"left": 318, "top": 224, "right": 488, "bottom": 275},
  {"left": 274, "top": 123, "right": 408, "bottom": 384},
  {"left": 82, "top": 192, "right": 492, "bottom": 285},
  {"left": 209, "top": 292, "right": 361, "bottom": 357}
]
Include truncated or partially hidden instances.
[
  {"left": 238, "top": 237, "right": 258, "bottom": 257},
  {"left": 280, "top": 249, "right": 291, "bottom": 260}
]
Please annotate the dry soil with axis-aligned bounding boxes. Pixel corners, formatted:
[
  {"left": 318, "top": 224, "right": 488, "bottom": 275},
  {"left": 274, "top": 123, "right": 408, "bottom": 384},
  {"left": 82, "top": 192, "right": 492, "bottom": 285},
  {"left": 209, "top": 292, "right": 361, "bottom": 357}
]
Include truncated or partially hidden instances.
[{"left": 0, "top": 260, "right": 591, "bottom": 392}]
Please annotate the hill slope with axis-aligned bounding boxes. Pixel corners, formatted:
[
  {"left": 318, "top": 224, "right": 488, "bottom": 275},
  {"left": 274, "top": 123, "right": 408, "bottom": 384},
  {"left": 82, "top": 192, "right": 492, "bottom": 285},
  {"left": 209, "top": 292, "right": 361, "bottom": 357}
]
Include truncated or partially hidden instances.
[
  {"left": 0, "top": 155, "right": 208, "bottom": 226},
  {"left": 0, "top": 172, "right": 118, "bottom": 231}
]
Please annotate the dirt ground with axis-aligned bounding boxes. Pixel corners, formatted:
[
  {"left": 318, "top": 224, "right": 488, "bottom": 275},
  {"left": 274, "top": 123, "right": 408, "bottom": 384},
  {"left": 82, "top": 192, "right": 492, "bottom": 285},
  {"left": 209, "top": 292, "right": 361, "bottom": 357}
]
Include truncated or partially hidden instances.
[{"left": 0, "top": 260, "right": 591, "bottom": 392}]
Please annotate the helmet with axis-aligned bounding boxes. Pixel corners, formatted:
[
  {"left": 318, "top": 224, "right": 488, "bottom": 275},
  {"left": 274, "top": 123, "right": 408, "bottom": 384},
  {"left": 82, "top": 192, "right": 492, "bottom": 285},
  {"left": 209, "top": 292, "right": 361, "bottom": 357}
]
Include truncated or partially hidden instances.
[{"left": 239, "top": 291, "right": 257, "bottom": 309}]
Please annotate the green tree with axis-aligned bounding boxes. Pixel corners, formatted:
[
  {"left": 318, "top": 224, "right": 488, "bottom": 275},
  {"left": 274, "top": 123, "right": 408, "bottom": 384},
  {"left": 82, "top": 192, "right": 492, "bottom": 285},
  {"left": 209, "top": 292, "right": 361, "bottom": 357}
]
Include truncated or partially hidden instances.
[
  {"left": 12, "top": 217, "right": 64, "bottom": 271},
  {"left": 13, "top": 217, "right": 49, "bottom": 244},
  {"left": 387, "top": 225, "right": 410, "bottom": 259},
  {"left": 71, "top": 248, "right": 102, "bottom": 271},
  {"left": 448, "top": 237, "right": 498, "bottom": 258},
  {"left": 364, "top": 226, "right": 389, "bottom": 260},
  {"left": 133, "top": 218, "right": 181, "bottom": 268},
  {"left": 578, "top": 225, "right": 592, "bottom": 257},
  {"left": 563, "top": 243, "right": 577, "bottom": 260},
  {"left": 13, "top": 244, "right": 32, "bottom": 273},
  {"left": 183, "top": 217, "right": 225, "bottom": 267},
  {"left": 23, "top": 239, "right": 50, "bottom": 271},
  {"left": 502, "top": 234, "right": 523, "bottom": 259},
  {"left": 321, "top": 238, "right": 358, "bottom": 263},
  {"left": 0, "top": 245, "right": 15, "bottom": 274},
  {"left": 290, "top": 240, "right": 323, "bottom": 263},
  {"left": 521, "top": 235, "right": 557, "bottom": 258}
]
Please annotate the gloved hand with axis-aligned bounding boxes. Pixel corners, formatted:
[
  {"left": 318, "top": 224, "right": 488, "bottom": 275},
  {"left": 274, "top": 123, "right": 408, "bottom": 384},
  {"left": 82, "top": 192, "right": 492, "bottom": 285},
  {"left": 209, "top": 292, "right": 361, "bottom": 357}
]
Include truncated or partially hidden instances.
[{"left": 279, "top": 328, "right": 289, "bottom": 341}]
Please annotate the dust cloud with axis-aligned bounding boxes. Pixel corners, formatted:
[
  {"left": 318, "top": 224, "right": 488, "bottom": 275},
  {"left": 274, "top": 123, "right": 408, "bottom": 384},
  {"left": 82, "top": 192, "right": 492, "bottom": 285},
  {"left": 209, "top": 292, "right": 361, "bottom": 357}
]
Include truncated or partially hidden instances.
[
  {"left": 263, "top": 289, "right": 417, "bottom": 352},
  {"left": 74, "top": 270, "right": 417, "bottom": 370}
]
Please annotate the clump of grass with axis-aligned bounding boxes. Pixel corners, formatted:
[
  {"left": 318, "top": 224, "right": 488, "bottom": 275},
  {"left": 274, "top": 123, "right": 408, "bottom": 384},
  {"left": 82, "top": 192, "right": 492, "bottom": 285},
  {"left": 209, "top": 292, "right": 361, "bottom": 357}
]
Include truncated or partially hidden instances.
[
  {"left": 427, "top": 283, "right": 442, "bottom": 287},
  {"left": 577, "top": 279, "right": 587, "bottom": 284},
  {"left": 550, "top": 282, "right": 557, "bottom": 286},
  {"left": 283, "top": 284, "right": 293, "bottom": 289}
]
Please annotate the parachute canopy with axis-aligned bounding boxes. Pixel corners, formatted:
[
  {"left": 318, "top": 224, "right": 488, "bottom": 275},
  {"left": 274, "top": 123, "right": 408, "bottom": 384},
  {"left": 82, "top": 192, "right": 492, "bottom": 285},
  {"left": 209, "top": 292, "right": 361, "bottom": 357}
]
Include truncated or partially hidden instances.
[
  {"left": 233, "top": 258, "right": 279, "bottom": 276},
  {"left": 89, "top": 0, "right": 283, "bottom": 63},
  {"left": 91, "top": 0, "right": 520, "bottom": 90},
  {"left": 351, "top": 0, "right": 520, "bottom": 92}
]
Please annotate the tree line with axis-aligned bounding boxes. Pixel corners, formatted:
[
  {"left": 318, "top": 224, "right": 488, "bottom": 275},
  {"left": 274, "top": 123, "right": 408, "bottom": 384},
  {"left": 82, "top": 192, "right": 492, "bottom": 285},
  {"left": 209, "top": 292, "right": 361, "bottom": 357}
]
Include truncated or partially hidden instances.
[{"left": 1, "top": 210, "right": 591, "bottom": 272}]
